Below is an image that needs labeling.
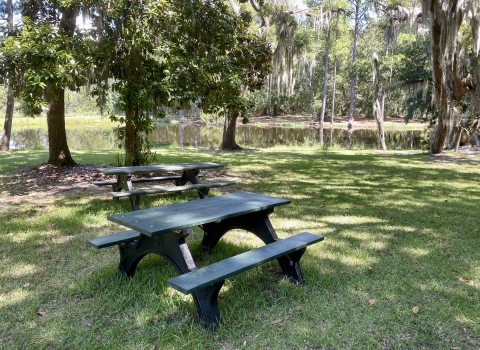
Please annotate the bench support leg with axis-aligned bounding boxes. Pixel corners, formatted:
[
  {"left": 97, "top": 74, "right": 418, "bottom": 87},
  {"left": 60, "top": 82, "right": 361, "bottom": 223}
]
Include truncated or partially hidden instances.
[
  {"left": 277, "top": 248, "right": 307, "bottom": 283},
  {"left": 197, "top": 188, "right": 210, "bottom": 199},
  {"left": 117, "top": 230, "right": 196, "bottom": 276},
  {"left": 201, "top": 210, "right": 308, "bottom": 284},
  {"left": 128, "top": 195, "right": 141, "bottom": 211},
  {"left": 191, "top": 281, "right": 224, "bottom": 330}
]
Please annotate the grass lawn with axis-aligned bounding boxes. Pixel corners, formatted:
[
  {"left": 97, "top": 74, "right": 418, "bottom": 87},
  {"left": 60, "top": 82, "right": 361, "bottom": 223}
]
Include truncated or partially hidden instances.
[{"left": 0, "top": 146, "right": 479, "bottom": 349}]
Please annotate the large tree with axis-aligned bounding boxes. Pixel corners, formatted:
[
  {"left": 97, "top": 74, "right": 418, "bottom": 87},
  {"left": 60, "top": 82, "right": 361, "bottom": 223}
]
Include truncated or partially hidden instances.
[
  {"left": 1, "top": 0, "right": 90, "bottom": 165},
  {"left": 0, "top": 0, "right": 14, "bottom": 151},
  {"left": 422, "top": 0, "right": 479, "bottom": 153},
  {"left": 93, "top": 0, "right": 271, "bottom": 158}
]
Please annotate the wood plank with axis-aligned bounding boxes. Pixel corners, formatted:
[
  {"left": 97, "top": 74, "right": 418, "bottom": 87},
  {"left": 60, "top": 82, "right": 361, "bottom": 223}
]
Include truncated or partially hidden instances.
[
  {"left": 93, "top": 175, "right": 183, "bottom": 186},
  {"left": 97, "top": 162, "right": 223, "bottom": 176},
  {"left": 110, "top": 181, "right": 235, "bottom": 197},
  {"left": 87, "top": 230, "right": 141, "bottom": 249},
  {"left": 167, "top": 232, "right": 324, "bottom": 294},
  {"left": 107, "top": 192, "right": 291, "bottom": 237}
]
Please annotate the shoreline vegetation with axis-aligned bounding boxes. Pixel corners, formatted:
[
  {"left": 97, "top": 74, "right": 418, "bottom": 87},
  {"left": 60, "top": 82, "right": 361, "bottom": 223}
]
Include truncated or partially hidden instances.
[
  {"left": 0, "top": 146, "right": 479, "bottom": 349},
  {"left": 9, "top": 114, "right": 427, "bottom": 131}
]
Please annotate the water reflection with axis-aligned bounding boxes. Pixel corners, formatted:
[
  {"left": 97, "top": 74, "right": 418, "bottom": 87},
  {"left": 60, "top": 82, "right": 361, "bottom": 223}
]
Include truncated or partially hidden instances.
[{"left": 8, "top": 124, "right": 422, "bottom": 150}]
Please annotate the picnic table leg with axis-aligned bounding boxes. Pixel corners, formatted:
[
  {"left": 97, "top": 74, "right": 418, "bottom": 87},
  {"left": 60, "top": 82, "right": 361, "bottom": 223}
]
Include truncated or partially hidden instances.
[
  {"left": 117, "top": 229, "right": 196, "bottom": 277},
  {"left": 200, "top": 209, "right": 306, "bottom": 282},
  {"left": 112, "top": 175, "right": 133, "bottom": 202},
  {"left": 200, "top": 209, "right": 279, "bottom": 250},
  {"left": 175, "top": 169, "right": 200, "bottom": 186}
]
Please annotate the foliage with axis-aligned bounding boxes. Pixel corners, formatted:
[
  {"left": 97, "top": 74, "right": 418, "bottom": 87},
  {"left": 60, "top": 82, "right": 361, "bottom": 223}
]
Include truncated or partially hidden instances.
[
  {"left": 91, "top": 0, "right": 271, "bottom": 159},
  {"left": 0, "top": 18, "right": 92, "bottom": 116}
]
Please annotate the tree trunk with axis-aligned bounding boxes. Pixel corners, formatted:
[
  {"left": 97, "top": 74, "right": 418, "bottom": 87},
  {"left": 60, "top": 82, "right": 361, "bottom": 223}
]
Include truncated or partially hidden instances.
[
  {"left": 1, "top": 0, "right": 14, "bottom": 152},
  {"left": 44, "top": 5, "right": 77, "bottom": 166},
  {"left": 122, "top": 42, "right": 147, "bottom": 166},
  {"left": 427, "top": 0, "right": 469, "bottom": 154},
  {"left": 1, "top": 86, "right": 14, "bottom": 151},
  {"left": 221, "top": 114, "right": 240, "bottom": 150},
  {"left": 124, "top": 107, "right": 141, "bottom": 166},
  {"left": 330, "top": 12, "right": 340, "bottom": 147},
  {"left": 348, "top": 1, "right": 360, "bottom": 123},
  {"left": 46, "top": 87, "right": 77, "bottom": 166},
  {"left": 319, "top": 21, "right": 332, "bottom": 146},
  {"left": 372, "top": 54, "right": 386, "bottom": 151}
]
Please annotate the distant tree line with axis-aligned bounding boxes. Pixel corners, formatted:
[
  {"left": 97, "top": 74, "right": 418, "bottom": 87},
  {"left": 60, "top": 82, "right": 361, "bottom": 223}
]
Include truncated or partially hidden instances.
[{"left": 1, "top": 0, "right": 479, "bottom": 163}]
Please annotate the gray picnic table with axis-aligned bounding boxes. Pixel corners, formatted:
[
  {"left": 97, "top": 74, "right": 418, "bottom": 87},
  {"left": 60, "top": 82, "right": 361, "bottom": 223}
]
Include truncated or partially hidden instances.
[
  {"left": 87, "top": 191, "right": 324, "bottom": 329},
  {"left": 95, "top": 162, "right": 234, "bottom": 210}
]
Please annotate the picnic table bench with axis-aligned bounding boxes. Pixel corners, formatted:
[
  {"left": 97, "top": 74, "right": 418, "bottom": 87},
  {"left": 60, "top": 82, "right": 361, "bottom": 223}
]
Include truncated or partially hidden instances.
[
  {"left": 87, "top": 191, "right": 324, "bottom": 329},
  {"left": 95, "top": 162, "right": 234, "bottom": 210}
]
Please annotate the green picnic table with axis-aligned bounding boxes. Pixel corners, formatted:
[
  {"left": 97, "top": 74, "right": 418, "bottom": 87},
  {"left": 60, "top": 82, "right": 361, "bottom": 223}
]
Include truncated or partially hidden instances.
[{"left": 87, "top": 191, "right": 324, "bottom": 329}]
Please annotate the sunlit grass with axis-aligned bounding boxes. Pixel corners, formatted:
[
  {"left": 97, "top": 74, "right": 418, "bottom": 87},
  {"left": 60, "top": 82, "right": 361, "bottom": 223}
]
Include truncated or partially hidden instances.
[
  {"left": 0, "top": 146, "right": 479, "bottom": 349},
  {"left": 12, "top": 116, "right": 117, "bottom": 130}
]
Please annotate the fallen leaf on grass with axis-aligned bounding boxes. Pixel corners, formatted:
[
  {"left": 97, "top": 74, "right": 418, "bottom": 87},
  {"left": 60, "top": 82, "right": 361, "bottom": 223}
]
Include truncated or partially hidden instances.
[
  {"left": 149, "top": 346, "right": 156, "bottom": 350},
  {"left": 359, "top": 243, "right": 365, "bottom": 248},
  {"left": 368, "top": 298, "right": 376, "bottom": 306},
  {"left": 411, "top": 257, "right": 419, "bottom": 264},
  {"left": 412, "top": 306, "right": 419, "bottom": 314},
  {"left": 37, "top": 310, "right": 46, "bottom": 317},
  {"left": 433, "top": 213, "right": 440, "bottom": 218},
  {"left": 271, "top": 319, "right": 282, "bottom": 325},
  {"left": 294, "top": 306, "right": 303, "bottom": 311},
  {"left": 376, "top": 250, "right": 384, "bottom": 255},
  {"left": 6, "top": 232, "right": 14, "bottom": 237},
  {"left": 458, "top": 277, "right": 470, "bottom": 282},
  {"left": 23, "top": 283, "right": 30, "bottom": 288},
  {"left": 221, "top": 315, "right": 227, "bottom": 325}
]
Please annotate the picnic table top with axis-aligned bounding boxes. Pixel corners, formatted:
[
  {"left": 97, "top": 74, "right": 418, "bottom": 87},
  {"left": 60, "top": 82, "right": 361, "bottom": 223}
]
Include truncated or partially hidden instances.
[
  {"left": 97, "top": 162, "right": 223, "bottom": 176},
  {"left": 107, "top": 191, "right": 290, "bottom": 237}
]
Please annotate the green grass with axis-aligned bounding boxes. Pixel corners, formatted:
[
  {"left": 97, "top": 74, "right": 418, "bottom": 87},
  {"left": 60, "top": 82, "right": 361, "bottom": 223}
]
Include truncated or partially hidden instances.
[
  {"left": 0, "top": 146, "right": 479, "bottom": 349},
  {"left": 12, "top": 116, "right": 117, "bottom": 130}
]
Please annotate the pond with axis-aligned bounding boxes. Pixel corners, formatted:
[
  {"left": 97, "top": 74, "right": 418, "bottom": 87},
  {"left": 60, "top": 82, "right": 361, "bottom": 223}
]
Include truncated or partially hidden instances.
[{"left": 8, "top": 123, "right": 423, "bottom": 150}]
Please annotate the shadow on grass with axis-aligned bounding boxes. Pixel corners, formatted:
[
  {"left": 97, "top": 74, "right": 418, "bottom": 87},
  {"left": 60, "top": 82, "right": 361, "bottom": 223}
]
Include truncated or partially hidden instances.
[{"left": 1, "top": 148, "right": 479, "bottom": 348}]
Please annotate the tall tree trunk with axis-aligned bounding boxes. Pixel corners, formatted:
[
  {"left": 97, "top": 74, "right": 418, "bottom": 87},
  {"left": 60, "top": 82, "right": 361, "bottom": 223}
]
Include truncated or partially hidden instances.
[
  {"left": 1, "top": 0, "right": 14, "bottom": 152},
  {"left": 46, "top": 86, "right": 76, "bottom": 166},
  {"left": 348, "top": 0, "right": 360, "bottom": 123},
  {"left": 123, "top": 42, "right": 146, "bottom": 165},
  {"left": 221, "top": 114, "right": 240, "bottom": 150},
  {"left": 372, "top": 54, "right": 386, "bottom": 150},
  {"left": 426, "top": 0, "right": 469, "bottom": 154},
  {"left": 330, "top": 12, "right": 340, "bottom": 147},
  {"left": 1, "top": 87, "right": 14, "bottom": 151},
  {"left": 124, "top": 107, "right": 141, "bottom": 166},
  {"left": 319, "top": 21, "right": 332, "bottom": 146},
  {"left": 44, "top": 5, "right": 77, "bottom": 166}
]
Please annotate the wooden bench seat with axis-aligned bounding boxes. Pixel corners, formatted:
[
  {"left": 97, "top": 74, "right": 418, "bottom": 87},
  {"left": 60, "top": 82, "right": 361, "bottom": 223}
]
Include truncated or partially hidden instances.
[
  {"left": 93, "top": 175, "right": 206, "bottom": 186},
  {"left": 87, "top": 230, "right": 141, "bottom": 249},
  {"left": 167, "top": 231, "right": 324, "bottom": 329},
  {"left": 111, "top": 181, "right": 235, "bottom": 211}
]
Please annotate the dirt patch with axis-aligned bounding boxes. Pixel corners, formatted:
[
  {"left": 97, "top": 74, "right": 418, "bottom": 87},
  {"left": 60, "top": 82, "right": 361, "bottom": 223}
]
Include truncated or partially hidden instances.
[
  {"left": 426, "top": 146, "right": 480, "bottom": 165},
  {"left": 0, "top": 163, "right": 106, "bottom": 202}
]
